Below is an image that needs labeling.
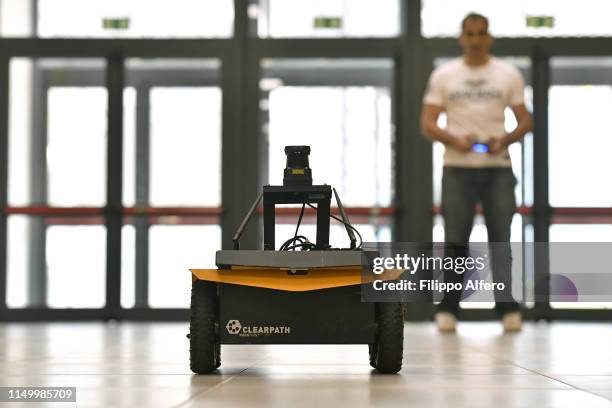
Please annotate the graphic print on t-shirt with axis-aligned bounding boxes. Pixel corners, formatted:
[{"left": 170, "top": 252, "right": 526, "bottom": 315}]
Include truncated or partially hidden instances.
[{"left": 448, "top": 78, "right": 503, "bottom": 102}]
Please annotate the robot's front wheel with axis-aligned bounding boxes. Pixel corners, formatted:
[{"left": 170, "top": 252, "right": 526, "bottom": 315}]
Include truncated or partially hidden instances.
[
  {"left": 190, "top": 280, "right": 221, "bottom": 374},
  {"left": 369, "top": 302, "right": 404, "bottom": 374}
]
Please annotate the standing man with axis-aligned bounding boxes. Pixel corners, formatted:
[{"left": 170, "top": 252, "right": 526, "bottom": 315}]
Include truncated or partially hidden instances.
[{"left": 420, "top": 13, "right": 533, "bottom": 332}]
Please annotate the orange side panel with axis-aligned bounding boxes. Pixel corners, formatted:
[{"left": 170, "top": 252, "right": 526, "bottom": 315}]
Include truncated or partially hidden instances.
[{"left": 189, "top": 267, "right": 402, "bottom": 292}]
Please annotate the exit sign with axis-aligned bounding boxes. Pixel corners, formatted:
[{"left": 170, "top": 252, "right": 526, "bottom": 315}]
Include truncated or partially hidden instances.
[
  {"left": 103, "top": 18, "right": 130, "bottom": 30},
  {"left": 314, "top": 17, "right": 342, "bottom": 29},
  {"left": 526, "top": 15, "right": 554, "bottom": 28}
]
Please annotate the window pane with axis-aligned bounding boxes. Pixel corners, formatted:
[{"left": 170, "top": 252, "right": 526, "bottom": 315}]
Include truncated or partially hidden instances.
[
  {"left": 268, "top": 88, "right": 392, "bottom": 206},
  {"left": 149, "top": 225, "right": 221, "bottom": 308},
  {"left": 150, "top": 87, "right": 222, "bottom": 207},
  {"left": 7, "top": 217, "right": 110, "bottom": 310},
  {"left": 0, "top": 0, "right": 33, "bottom": 37},
  {"left": 8, "top": 58, "right": 33, "bottom": 206},
  {"left": 123, "top": 88, "right": 137, "bottom": 207},
  {"left": 549, "top": 85, "right": 612, "bottom": 207},
  {"left": 255, "top": 0, "right": 400, "bottom": 38},
  {"left": 121, "top": 225, "right": 136, "bottom": 309},
  {"left": 47, "top": 86, "right": 107, "bottom": 207},
  {"left": 47, "top": 225, "right": 106, "bottom": 308},
  {"left": 549, "top": 72, "right": 612, "bottom": 206},
  {"left": 6, "top": 215, "right": 29, "bottom": 308},
  {"left": 550, "top": 224, "right": 612, "bottom": 309},
  {"left": 263, "top": 59, "right": 393, "bottom": 208},
  {"left": 8, "top": 58, "right": 136, "bottom": 208},
  {"left": 422, "top": 0, "right": 612, "bottom": 38},
  {"left": 550, "top": 224, "right": 612, "bottom": 242},
  {"left": 38, "top": 0, "right": 233, "bottom": 38},
  {"left": 124, "top": 58, "right": 221, "bottom": 207}
]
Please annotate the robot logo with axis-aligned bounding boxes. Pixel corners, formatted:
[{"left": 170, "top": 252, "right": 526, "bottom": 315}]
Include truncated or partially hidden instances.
[{"left": 226, "top": 320, "right": 242, "bottom": 334}]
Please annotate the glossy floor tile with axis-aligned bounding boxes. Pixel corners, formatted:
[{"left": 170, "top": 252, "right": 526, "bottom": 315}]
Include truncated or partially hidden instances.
[{"left": 1, "top": 322, "right": 611, "bottom": 407}]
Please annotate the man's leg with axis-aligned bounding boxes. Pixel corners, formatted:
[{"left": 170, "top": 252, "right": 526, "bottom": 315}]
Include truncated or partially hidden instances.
[
  {"left": 439, "top": 167, "right": 478, "bottom": 317},
  {"left": 481, "top": 167, "right": 521, "bottom": 316}
]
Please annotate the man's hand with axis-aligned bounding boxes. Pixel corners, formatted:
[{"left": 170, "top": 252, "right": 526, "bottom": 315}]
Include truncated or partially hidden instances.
[
  {"left": 488, "top": 138, "right": 505, "bottom": 154},
  {"left": 452, "top": 134, "right": 474, "bottom": 152}
]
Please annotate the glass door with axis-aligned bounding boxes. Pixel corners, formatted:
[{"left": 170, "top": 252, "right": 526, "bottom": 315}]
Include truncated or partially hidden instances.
[
  {"left": 6, "top": 58, "right": 222, "bottom": 312},
  {"left": 548, "top": 57, "right": 612, "bottom": 310}
]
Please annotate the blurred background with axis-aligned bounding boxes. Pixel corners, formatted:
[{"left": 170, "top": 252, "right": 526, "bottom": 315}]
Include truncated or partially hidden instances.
[{"left": 1, "top": 0, "right": 611, "bottom": 322}]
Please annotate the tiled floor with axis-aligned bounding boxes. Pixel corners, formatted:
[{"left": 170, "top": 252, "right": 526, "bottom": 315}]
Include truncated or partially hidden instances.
[{"left": 1, "top": 322, "right": 612, "bottom": 407}]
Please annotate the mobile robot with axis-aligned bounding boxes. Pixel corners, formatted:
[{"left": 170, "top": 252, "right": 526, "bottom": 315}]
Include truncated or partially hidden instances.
[{"left": 189, "top": 146, "right": 404, "bottom": 374}]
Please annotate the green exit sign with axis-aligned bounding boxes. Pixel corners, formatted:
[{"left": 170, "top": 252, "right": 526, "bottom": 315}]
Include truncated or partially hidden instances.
[
  {"left": 314, "top": 17, "right": 342, "bottom": 29},
  {"left": 526, "top": 15, "right": 554, "bottom": 28},
  {"left": 103, "top": 18, "right": 130, "bottom": 30}
]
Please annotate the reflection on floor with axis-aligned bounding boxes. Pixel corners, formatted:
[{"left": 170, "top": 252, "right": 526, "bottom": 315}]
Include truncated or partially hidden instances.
[{"left": 1, "top": 322, "right": 612, "bottom": 408}]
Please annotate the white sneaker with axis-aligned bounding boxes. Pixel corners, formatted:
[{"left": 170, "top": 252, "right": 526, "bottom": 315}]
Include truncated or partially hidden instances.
[
  {"left": 435, "top": 312, "right": 457, "bottom": 332},
  {"left": 502, "top": 311, "right": 523, "bottom": 332}
]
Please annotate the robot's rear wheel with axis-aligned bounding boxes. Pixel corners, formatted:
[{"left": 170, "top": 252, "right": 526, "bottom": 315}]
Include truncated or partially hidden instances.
[{"left": 190, "top": 280, "right": 221, "bottom": 374}]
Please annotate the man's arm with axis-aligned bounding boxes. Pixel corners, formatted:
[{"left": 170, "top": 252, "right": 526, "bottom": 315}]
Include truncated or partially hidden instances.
[
  {"left": 420, "top": 103, "right": 472, "bottom": 152},
  {"left": 505, "top": 104, "right": 533, "bottom": 144},
  {"left": 489, "top": 104, "right": 533, "bottom": 154}
]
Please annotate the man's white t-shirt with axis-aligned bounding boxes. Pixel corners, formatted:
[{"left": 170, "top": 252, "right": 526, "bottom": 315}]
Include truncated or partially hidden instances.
[{"left": 423, "top": 57, "right": 525, "bottom": 167}]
